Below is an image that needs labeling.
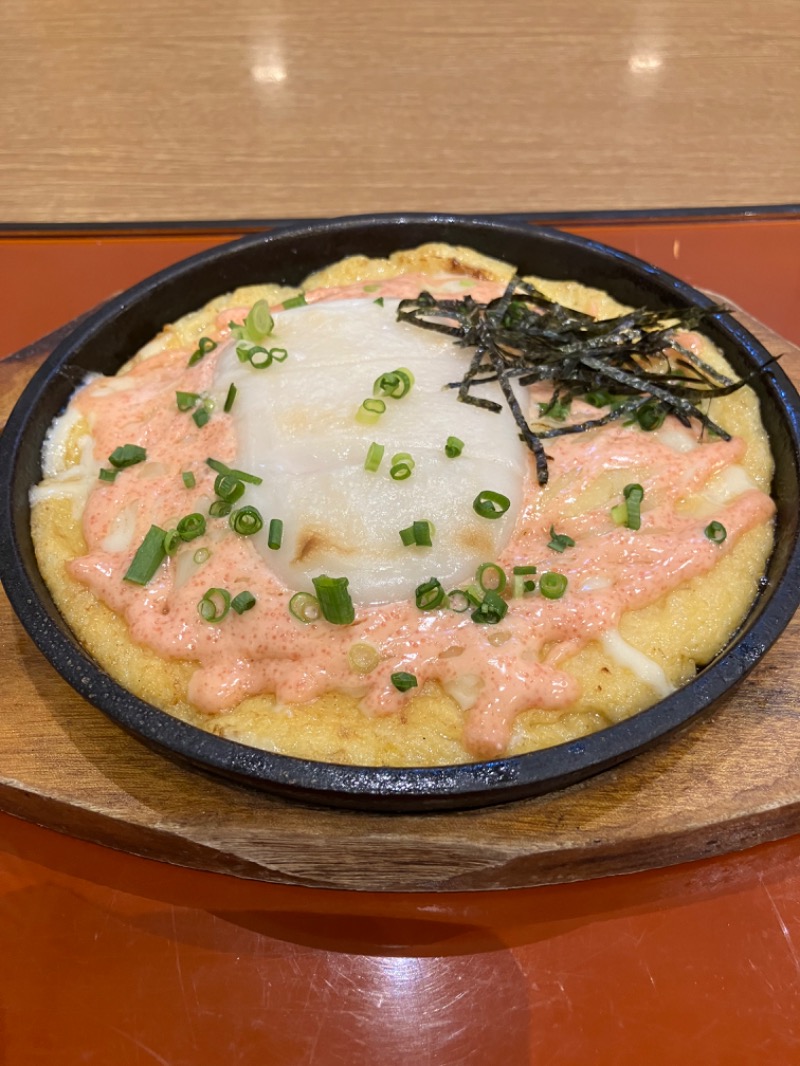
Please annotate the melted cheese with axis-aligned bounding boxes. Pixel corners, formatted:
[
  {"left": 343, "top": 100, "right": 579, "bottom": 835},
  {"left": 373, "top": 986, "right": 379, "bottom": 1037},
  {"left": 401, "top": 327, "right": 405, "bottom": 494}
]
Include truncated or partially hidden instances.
[{"left": 212, "top": 298, "right": 527, "bottom": 605}]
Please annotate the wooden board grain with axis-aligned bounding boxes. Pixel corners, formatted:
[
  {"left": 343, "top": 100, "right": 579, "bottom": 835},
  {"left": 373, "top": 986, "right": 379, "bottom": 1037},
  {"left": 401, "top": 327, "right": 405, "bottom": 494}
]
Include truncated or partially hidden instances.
[{"left": 1, "top": 308, "right": 799, "bottom": 893}]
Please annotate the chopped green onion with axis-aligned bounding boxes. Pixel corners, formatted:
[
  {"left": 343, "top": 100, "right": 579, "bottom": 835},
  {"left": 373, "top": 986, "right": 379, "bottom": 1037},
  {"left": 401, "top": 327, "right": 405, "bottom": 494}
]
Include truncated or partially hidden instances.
[
  {"left": 547, "top": 526, "right": 576, "bottom": 553},
  {"left": 188, "top": 337, "right": 217, "bottom": 367},
  {"left": 374, "top": 368, "right": 414, "bottom": 399},
  {"left": 356, "top": 398, "right": 386, "bottom": 425},
  {"left": 230, "top": 505, "right": 264, "bottom": 536},
  {"left": 363, "top": 284, "right": 380, "bottom": 293},
  {"left": 476, "top": 562, "right": 507, "bottom": 594},
  {"left": 282, "top": 293, "right": 307, "bottom": 310},
  {"left": 163, "top": 529, "right": 182, "bottom": 555},
  {"left": 364, "top": 442, "right": 385, "bottom": 472},
  {"left": 98, "top": 468, "right": 118, "bottom": 483},
  {"left": 247, "top": 345, "right": 273, "bottom": 368},
  {"left": 400, "top": 521, "right": 434, "bottom": 547},
  {"left": 193, "top": 547, "right": 210, "bottom": 564},
  {"left": 635, "top": 401, "right": 666, "bottom": 432},
  {"left": 473, "top": 490, "right": 511, "bottom": 520},
  {"left": 471, "top": 589, "right": 508, "bottom": 625},
  {"left": 192, "top": 407, "right": 210, "bottom": 429},
  {"left": 209, "top": 499, "right": 232, "bottom": 518},
  {"left": 244, "top": 299, "right": 274, "bottom": 342},
  {"left": 464, "top": 584, "right": 484, "bottom": 608},
  {"left": 247, "top": 346, "right": 287, "bottom": 369},
  {"left": 513, "top": 575, "right": 536, "bottom": 597},
  {"left": 704, "top": 520, "right": 727, "bottom": 543},
  {"left": 390, "top": 452, "right": 415, "bottom": 480},
  {"left": 538, "top": 396, "right": 571, "bottom": 421},
  {"left": 182, "top": 471, "right": 196, "bottom": 489},
  {"left": 206, "top": 458, "right": 263, "bottom": 485},
  {"left": 231, "top": 591, "right": 256, "bottom": 615},
  {"left": 289, "top": 591, "right": 321, "bottom": 624},
  {"left": 176, "top": 391, "right": 201, "bottom": 412},
  {"left": 391, "top": 672, "right": 418, "bottom": 693},
  {"left": 311, "top": 575, "right": 355, "bottom": 625},
  {"left": 413, "top": 520, "right": 433, "bottom": 547},
  {"left": 512, "top": 564, "right": 537, "bottom": 598},
  {"left": 444, "top": 436, "right": 464, "bottom": 458},
  {"left": 373, "top": 296, "right": 385, "bottom": 307},
  {"left": 177, "top": 513, "right": 206, "bottom": 542},
  {"left": 223, "top": 383, "right": 237, "bottom": 413},
  {"left": 108, "top": 444, "right": 147, "bottom": 469},
  {"left": 236, "top": 341, "right": 288, "bottom": 368},
  {"left": 124, "top": 525, "right": 167, "bottom": 585},
  {"left": 539, "top": 572, "right": 568, "bottom": 599},
  {"left": 415, "top": 578, "right": 446, "bottom": 611},
  {"left": 447, "top": 590, "right": 471, "bottom": 613},
  {"left": 267, "top": 518, "right": 283, "bottom": 550},
  {"left": 198, "top": 587, "right": 231, "bottom": 623},
  {"left": 584, "top": 390, "right": 615, "bottom": 408},
  {"left": 214, "top": 473, "right": 245, "bottom": 504},
  {"left": 611, "top": 484, "right": 645, "bottom": 530}
]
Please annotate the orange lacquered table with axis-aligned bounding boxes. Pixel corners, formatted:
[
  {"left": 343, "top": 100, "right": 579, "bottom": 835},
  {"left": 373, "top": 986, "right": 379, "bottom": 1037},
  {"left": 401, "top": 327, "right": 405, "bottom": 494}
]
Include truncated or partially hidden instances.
[{"left": 1, "top": 212, "right": 799, "bottom": 1066}]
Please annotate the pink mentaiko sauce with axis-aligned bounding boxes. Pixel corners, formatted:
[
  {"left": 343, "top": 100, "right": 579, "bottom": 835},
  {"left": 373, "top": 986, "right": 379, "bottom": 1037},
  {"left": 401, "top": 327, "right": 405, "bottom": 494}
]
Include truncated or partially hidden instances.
[{"left": 67, "top": 274, "right": 775, "bottom": 757}]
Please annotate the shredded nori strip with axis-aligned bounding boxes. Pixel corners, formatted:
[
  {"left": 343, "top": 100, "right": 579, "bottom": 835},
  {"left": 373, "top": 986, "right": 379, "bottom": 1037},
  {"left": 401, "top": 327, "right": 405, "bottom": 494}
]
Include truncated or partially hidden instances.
[{"left": 397, "top": 277, "right": 745, "bottom": 484}]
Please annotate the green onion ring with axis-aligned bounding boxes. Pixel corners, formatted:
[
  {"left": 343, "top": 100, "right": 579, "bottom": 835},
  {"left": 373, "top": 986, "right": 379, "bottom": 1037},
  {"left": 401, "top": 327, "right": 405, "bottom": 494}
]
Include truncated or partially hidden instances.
[
  {"left": 198, "top": 587, "right": 231, "bottom": 622},
  {"left": 470, "top": 589, "right": 508, "bottom": 625},
  {"left": 415, "top": 578, "right": 446, "bottom": 611},
  {"left": 356, "top": 398, "right": 386, "bottom": 425},
  {"left": 244, "top": 299, "right": 274, "bottom": 342},
  {"left": 364, "top": 442, "right": 385, "bottom": 472},
  {"left": 177, "top": 513, "right": 206, "bottom": 542},
  {"left": 473, "top": 490, "right": 511, "bottom": 520},
  {"left": 539, "top": 572, "right": 568, "bottom": 599},
  {"left": 289, "top": 592, "right": 321, "bottom": 624},
  {"left": 163, "top": 529, "right": 182, "bottom": 556},
  {"left": 704, "top": 520, "right": 727, "bottom": 543},
  {"left": 188, "top": 337, "right": 217, "bottom": 367},
  {"left": 476, "top": 562, "right": 507, "bottom": 594},
  {"left": 231, "top": 591, "right": 256, "bottom": 615},
  {"left": 447, "top": 590, "right": 471, "bottom": 613},
  {"left": 214, "top": 472, "right": 245, "bottom": 503},
  {"left": 230, "top": 506, "right": 264, "bottom": 536}
]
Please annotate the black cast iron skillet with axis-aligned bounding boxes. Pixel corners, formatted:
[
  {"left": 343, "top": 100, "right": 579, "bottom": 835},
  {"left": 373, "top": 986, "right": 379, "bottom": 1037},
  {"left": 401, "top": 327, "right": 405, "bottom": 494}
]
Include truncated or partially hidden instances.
[{"left": 2, "top": 214, "right": 800, "bottom": 811}]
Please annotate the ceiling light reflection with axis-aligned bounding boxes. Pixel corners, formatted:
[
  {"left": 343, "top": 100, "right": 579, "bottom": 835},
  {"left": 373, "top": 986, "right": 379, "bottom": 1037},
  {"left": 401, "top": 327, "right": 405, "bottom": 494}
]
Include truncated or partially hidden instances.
[
  {"left": 251, "top": 62, "right": 287, "bottom": 84},
  {"left": 628, "top": 53, "right": 663, "bottom": 74}
]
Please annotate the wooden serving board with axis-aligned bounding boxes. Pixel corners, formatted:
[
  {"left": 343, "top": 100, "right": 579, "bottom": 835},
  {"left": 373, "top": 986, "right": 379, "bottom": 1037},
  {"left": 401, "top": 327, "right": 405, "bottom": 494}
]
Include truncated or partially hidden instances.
[{"left": 1, "top": 309, "right": 799, "bottom": 893}]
